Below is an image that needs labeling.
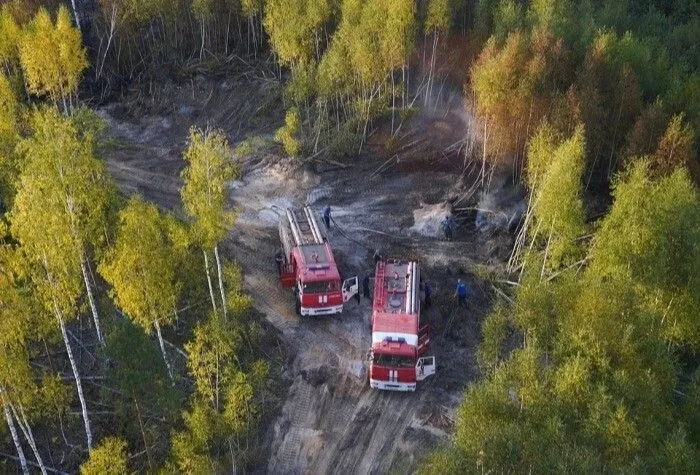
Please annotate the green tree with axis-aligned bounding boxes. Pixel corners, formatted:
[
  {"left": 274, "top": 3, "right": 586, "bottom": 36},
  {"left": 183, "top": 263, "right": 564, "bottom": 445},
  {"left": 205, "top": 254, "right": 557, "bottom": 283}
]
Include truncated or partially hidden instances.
[
  {"left": 590, "top": 161, "right": 700, "bottom": 347},
  {"left": 175, "top": 267, "right": 266, "bottom": 471},
  {"left": 99, "top": 196, "right": 183, "bottom": 380},
  {"left": 0, "top": 5, "right": 20, "bottom": 69},
  {"left": 0, "top": 247, "right": 46, "bottom": 475},
  {"left": 11, "top": 107, "right": 112, "bottom": 347},
  {"left": 241, "top": 0, "right": 266, "bottom": 55},
  {"left": 9, "top": 108, "right": 111, "bottom": 450},
  {"left": 264, "top": 0, "right": 333, "bottom": 67},
  {"left": 575, "top": 31, "right": 643, "bottom": 179},
  {"left": 525, "top": 124, "right": 586, "bottom": 272},
  {"left": 649, "top": 113, "right": 695, "bottom": 178},
  {"left": 181, "top": 126, "right": 239, "bottom": 320},
  {"left": 171, "top": 400, "right": 218, "bottom": 473},
  {"left": 186, "top": 312, "right": 241, "bottom": 411},
  {"left": 80, "top": 437, "right": 128, "bottom": 475},
  {"left": 275, "top": 107, "right": 302, "bottom": 156},
  {"left": 422, "top": 160, "right": 700, "bottom": 473},
  {"left": 0, "top": 72, "right": 21, "bottom": 211},
  {"left": 106, "top": 320, "right": 179, "bottom": 469},
  {"left": 493, "top": 0, "right": 524, "bottom": 42},
  {"left": 425, "top": 0, "right": 452, "bottom": 105},
  {"left": 192, "top": 0, "right": 214, "bottom": 60}
]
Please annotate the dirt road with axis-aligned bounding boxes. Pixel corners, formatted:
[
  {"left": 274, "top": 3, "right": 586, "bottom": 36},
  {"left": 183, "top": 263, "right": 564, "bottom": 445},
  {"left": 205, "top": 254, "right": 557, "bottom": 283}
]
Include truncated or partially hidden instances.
[{"left": 100, "top": 75, "right": 494, "bottom": 474}]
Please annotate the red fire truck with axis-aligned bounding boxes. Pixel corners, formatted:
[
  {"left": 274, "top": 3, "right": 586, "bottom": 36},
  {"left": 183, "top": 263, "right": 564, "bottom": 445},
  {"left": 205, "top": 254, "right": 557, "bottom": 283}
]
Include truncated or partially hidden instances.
[
  {"left": 368, "top": 259, "right": 436, "bottom": 391},
  {"left": 278, "top": 206, "right": 358, "bottom": 316}
]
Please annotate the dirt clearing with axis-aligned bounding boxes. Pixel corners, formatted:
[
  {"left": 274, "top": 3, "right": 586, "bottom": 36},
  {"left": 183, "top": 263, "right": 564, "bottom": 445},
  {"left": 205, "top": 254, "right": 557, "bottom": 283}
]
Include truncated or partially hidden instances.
[{"left": 100, "top": 74, "right": 512, "bottom": 474}]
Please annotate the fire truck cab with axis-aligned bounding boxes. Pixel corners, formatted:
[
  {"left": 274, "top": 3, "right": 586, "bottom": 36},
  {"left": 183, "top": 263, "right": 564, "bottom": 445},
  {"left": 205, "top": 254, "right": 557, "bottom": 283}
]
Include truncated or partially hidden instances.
[
  {"left": 369, "top": 259, "right": 436, "bottom": 391},
  {"left": 278, "top": 206, "right": 358, "bottom": 316}
]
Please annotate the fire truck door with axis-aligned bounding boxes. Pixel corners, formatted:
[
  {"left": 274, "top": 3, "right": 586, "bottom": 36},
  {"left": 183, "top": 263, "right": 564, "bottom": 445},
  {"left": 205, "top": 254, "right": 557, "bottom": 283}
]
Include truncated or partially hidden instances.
[
  {"left": 342, "top": 276, "right": 359, "bottom": 302},
  {"left": 417, "top": 325, "right": 430, "bottom": 356},
  {"left": 416, "top": 356, "right": 436, "bottom": 381}
]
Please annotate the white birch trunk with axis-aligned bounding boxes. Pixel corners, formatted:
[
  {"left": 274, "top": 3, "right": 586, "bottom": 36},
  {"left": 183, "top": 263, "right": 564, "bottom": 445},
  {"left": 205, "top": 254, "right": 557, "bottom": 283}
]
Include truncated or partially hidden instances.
[
  {"left": 204, "top": 250, "right": 218, "bottom": 313},
  {"left": 97, "top": 3, "right": 116, "bottom": 80},
  {"left": 69, "top": 0, "right": 82, "bottom": 32},
  {"left": 2, "top": 393, "right": 28, "bottom": 475},
  {"left": 11, "top": 403, "right": 47, "bottom": 475},
  {"left": 81, "top": 254, "right": 104, "bottom": 346},
  {"left": 391, "top": 73, "right": 395, "bottom": 134},
  {"left": 56, "top": 307, "right": 92, "bottom": 450},
  {"left": 214, "top": 245, "right": 227, "bottom": 320},
  {"left": 154, "top": 319, "right": 174, "bottom": 382}
]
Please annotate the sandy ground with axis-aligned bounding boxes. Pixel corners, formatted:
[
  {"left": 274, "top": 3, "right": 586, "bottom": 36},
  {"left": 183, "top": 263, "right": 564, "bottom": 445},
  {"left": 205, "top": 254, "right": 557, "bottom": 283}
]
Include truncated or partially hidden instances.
[{"left": 100, "top": 74, "right": 512, "bottom": 474}]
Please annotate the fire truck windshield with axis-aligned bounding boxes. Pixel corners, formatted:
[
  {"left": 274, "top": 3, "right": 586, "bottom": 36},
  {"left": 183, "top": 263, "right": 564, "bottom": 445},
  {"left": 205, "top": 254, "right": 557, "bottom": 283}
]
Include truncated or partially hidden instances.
[
  {"left": 302, "top": 280, "right": 339, "bottom": 294},
  {"left": 372, "top": 353, "right": 415, "bottom": 368}
]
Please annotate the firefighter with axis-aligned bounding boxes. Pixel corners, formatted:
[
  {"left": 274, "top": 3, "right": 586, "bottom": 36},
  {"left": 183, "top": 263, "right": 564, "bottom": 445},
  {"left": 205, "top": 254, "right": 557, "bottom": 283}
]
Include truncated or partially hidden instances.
[
  {"left": 441, "top": 215, "right": 455, "bottom": 241},
  {"left": 424, "top": 280, "right": 432, "bottom": 309},
  {"left": 322, "top": 205, "right": 332, "bottom": 229},
  {"left": 274, "top": 251, "right": 284, "bottom": 276},
  {"left": 373, "top": 249, "right": 382, "bottom": 265},
  {"left": 363, "top": 274, "right": 371, "bottom": 299},
  {"left": 455, "top": 278, "right": 468, "bottom": 307}
]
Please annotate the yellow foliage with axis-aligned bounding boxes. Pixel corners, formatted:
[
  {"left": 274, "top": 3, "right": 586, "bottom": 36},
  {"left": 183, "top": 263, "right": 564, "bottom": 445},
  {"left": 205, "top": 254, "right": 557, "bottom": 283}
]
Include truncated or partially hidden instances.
[
  {"left": 80, "top": 437, "right": 128, "bottom": 475},
  {"left": 0, "top": 5, "right": 20, "bottom": 66},
  {"left": 19, "top": 6, "right": 87, "bottom": 101}
]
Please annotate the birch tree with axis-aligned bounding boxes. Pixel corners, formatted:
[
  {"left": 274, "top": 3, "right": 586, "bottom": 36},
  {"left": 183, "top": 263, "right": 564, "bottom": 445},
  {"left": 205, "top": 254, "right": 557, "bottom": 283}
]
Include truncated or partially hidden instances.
[
  {"left": 99, "top": 196, "right": 182, "bottom": 381},
  {"left": 0, "top": 249, "right": 34, "bottom": 474},
  {"left": 106, "top": 319, "right": 180, "bottom": 470},
  {"left": 181, "top": 127, "right": 239, "bottom": 320},
  {"left": 192, "top": 0, "right": 214, "bottom": 61},
  {"left": 0, "top": 5, "right": 20, "bottom": 70},
  {"left": 525, "top": 123, "right": 586, "bottom": 272},
  {"left": 11, "top": 108, "right": 112, "bottom": 346},
  {"left": 80, "top": 437, "right": 128, "bottom": 475},
  {"left": 8, "top": 109, "right": 113, "bottom": 450},
  {"left": 0, "top": 72, "right": 21, "bottom": 211},
  {"left": 18, "top": 6, "right": 88, "bottom": 107},
  {"left": 9, "top": 211, "right": 93, "bottom": 450},
  {"left": 425, "top": 0, "right": 453, "bottom": 105}
]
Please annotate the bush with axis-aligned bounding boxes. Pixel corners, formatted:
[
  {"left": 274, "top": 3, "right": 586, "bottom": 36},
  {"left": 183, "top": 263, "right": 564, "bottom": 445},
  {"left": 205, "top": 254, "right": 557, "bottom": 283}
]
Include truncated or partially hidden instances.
[{"left": 274, "top": 108, "right": 302, "bottom": 156}]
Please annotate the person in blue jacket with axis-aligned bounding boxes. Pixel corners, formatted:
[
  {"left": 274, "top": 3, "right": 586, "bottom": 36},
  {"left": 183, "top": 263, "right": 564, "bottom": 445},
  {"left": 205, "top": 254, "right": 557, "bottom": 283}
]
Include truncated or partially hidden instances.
[
  {"left": 441, "top": 215, "right": 456, "bottom": 241},
  {"left": 455, "top": 278, "right": 468, "bottom": 306}
]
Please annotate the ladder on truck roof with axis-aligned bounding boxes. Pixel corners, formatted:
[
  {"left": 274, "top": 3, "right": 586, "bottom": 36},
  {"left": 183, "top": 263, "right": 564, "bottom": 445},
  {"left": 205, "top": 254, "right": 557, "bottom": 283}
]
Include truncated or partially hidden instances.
[
  {"left": 279, "top": 207, "right": 325, "bottom": 257},
  {"left": 374, "top": 260, "right": 420, "bottom": 315}
]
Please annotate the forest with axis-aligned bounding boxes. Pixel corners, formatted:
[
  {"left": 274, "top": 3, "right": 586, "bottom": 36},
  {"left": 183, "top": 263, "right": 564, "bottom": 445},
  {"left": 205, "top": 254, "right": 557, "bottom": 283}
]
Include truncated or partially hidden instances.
[{"left": 0, "top": 0, "right": 698, "bottom": 473}]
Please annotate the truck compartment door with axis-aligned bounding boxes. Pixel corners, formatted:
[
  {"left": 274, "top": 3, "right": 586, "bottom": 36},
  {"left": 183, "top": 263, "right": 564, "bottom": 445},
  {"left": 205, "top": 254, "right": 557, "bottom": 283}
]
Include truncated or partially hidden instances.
[
  {"left": 342, "top": 276, "right": 359, "bottom": 302},
  {"left": 417, "top": 324, "right": 431, "bottom": 356},
  {"left": 280, "top": 263, "right": 295, "bottom": 288},
  {"left": 416, "top": 356, "right": 436, "bottom": 381}
]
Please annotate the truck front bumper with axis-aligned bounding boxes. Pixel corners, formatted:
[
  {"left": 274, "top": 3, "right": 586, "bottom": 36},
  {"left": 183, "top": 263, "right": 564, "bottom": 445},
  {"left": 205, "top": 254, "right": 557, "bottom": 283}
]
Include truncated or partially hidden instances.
[
  {"left": 300, "top": 304, "right": 343, "bottom": 316},
  {"left": 369, "top": 379, "right": 416, "bottom": 392}
]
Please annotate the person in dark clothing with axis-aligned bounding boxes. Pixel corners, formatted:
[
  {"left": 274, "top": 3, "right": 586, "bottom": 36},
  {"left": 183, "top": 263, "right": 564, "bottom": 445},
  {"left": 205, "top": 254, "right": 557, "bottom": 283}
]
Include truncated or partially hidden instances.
[
  {"left": 424, "top": 280, "right": 432, "bottom": 308},
  {"left": 322, "top": 205, "right": 331, "bottom": 229},
  {"left": 373, "top": 249, "right": 382, "bottom": 265},
  {"left": 441, "top": 215, "right": 455, "bottom": 241},
  {"left": 455, "top": 279, "right": 467, "bottom": 306},
  {"left": 275, "top": 251, "right": 284, "bottom": 276},
  {"left": 363, "top": 275, "right": 371, "bottom": 299}
]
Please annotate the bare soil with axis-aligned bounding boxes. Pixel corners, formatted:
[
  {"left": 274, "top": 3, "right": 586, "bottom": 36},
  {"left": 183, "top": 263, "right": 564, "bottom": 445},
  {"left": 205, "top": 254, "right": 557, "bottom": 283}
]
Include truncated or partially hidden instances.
[{"left": 100, "top": 73, "right": 512, "bottom": 474}]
